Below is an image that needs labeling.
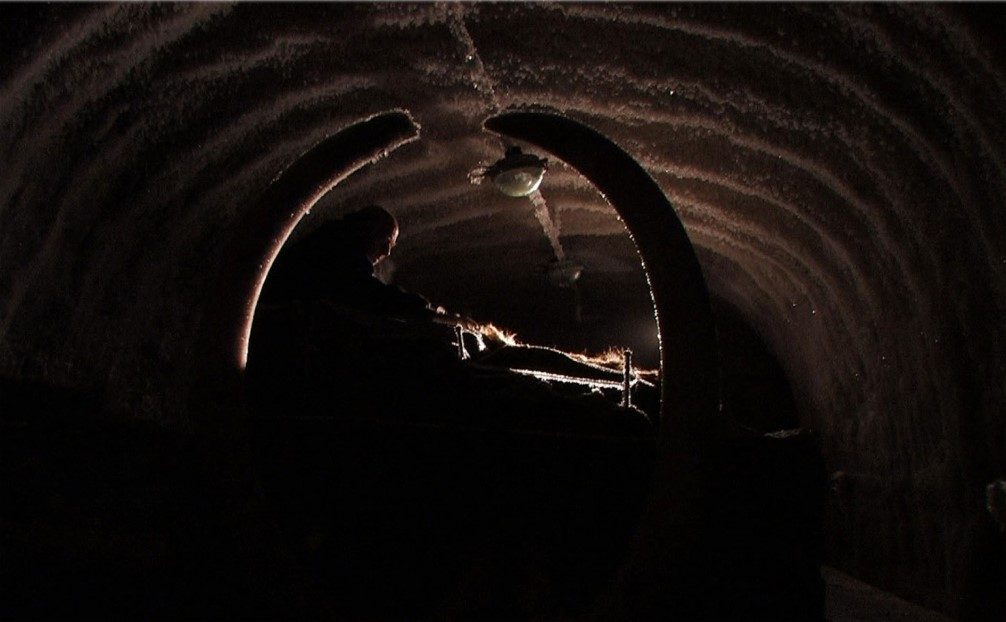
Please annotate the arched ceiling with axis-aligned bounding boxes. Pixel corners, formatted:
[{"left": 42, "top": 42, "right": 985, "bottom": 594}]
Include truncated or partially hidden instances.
[
  {"left": 1, "top": 3, "right": 1004, "bottom": 612},
  {"left": 1, "top": 1, "right": 1004, "bottom": 483}
]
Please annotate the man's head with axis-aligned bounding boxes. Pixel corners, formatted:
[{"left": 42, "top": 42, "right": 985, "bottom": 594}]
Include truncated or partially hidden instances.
[{"left": 344, "top": 204, "right": 399, "bottom": 266}]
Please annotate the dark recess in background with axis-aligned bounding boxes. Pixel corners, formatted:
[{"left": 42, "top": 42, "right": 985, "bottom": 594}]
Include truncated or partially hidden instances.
[{"left": 713, "top": 297, "right": 800, "bottom": 433}]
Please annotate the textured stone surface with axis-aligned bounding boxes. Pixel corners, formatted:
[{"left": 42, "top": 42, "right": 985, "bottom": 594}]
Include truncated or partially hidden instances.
[{"left": 1, "top": 3, "right": 1003, "bottom": 616}]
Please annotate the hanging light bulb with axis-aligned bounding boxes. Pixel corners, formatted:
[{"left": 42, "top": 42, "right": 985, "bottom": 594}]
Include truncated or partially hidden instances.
[{"left": 483, "top": 146, "right": 548, "bottom": 197}]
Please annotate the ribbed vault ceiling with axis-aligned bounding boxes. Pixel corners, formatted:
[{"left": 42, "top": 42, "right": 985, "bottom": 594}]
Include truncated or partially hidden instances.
[
  {"left": 1, "top": 2, "right": 1003, "bottom": 497},
  {"left": 2, "top": 4, "right": 1005, "bottom": 611}
]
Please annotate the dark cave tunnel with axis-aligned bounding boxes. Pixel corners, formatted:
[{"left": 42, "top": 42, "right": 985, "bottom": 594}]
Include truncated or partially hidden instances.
[{"left": 2, "top": 3, "right": 1005, "bottom": 621}]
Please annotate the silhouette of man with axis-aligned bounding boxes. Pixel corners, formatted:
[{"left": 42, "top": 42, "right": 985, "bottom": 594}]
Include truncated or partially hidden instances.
[{"left": 263, "top": 205, "right": 438, "bottom": 319}]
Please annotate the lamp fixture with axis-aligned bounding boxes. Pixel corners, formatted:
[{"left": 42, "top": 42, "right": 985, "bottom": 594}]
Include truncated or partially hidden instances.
[{"left": 471, "top": 146, "right": 548, "bottom": 198}]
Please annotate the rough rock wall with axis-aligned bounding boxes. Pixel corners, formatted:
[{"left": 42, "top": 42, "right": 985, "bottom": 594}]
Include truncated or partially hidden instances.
[{"left": 0, "top": 3, "right": 1003, "bottom": 615}]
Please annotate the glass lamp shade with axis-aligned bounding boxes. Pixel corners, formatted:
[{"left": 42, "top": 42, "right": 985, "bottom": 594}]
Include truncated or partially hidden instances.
[{"left": 493, "top": 165, "right": 545, "bottom": 197}]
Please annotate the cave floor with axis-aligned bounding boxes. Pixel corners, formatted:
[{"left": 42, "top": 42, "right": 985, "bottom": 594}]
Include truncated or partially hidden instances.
[{"left": 824, "top": 566, "right": 953, "bottom": 622}]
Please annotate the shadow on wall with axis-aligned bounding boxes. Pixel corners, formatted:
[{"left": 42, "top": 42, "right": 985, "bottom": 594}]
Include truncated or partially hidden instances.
[{"left": 712, "top": 297, "right": 800, "bottom": 433}]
